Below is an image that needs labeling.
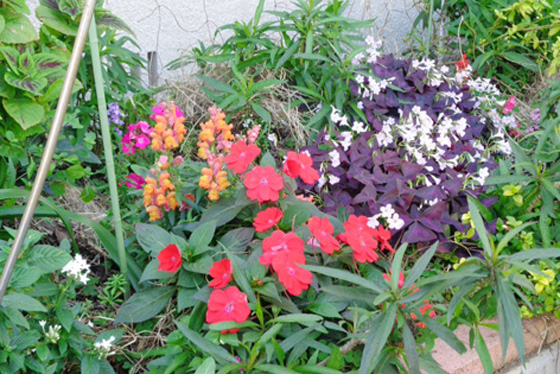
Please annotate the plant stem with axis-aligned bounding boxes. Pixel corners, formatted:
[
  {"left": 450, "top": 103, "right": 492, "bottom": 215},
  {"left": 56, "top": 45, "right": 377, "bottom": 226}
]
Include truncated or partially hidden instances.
[
  {"left": 425, "top": 0, "right": 435, "bottom": 59},
  {"left": 88, "top": 17, "right": 129, "bottom": 295}
]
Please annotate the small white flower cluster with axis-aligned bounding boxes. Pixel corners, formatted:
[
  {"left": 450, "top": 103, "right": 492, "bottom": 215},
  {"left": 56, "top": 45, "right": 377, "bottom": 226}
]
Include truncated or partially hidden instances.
[
  {"left": 367, "top": 204, "right": 405, "bottom": 230},
  {"left": 93, "top": 336, "right": 116, "bottom": 359},
  {"left": 39, "top": 320, "right": 61, "bottom": 344},
  {"left": 352, "top": 36, "right": 382, "bottom": 65},
  {"left": 61, "top": 254, "right": 91, "bottom": 285},
  {"left": 330, "top": 106, "right": 349, "bottom": 127}
]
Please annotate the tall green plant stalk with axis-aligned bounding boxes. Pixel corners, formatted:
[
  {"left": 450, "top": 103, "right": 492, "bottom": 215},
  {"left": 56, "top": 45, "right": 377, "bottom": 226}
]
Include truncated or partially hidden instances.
[
  {"left": 88, "top": 17, "right": 128, "bottom": 293},
  {"left": 425, "top": 0, "right": 435, "bottom": 58}
]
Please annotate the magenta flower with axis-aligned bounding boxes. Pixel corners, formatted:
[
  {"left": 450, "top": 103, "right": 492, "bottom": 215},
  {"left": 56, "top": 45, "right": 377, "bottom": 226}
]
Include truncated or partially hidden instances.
[
  {"left": 531, "top": 108, "right": 541, "bottom": 122},
  {"left": 135, "top": 134, "right": 151, "bottom": 149},
  {"left": 503, "top": 96, "right": 516, "bottom": 115},
  {"left": 125, "top": 173, "right": 145, "bottom": 190},
  {"left": 121, "top": 121, "right": 154, "bottom": 155}
]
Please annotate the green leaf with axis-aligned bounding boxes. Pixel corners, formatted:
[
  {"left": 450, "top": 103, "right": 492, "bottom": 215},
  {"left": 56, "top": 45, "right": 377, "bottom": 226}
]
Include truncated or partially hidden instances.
[
  {"left": 66, "top": 164, "right": 86, "bottom": 180},
  {"left": 139, "top": 259, "right": 173, "bottom": 283},
  {"left": 402, "top": 323, "right": 420, "bottom": 374},
  {"left": 360, "top": 304, "right": 397, "bottom": 374},
  {"left": 499, "top": 52, "right": 539, "bottom": 72},
  {"left": 275, "top": 40, "right": 301, "bottom": 72},
  {"left": 391, "top": 243, "right": 407, "bottom": 291},
  {"left": 307, "top": 303, "right": 342, "bottom": 319},
  {"left": 0, "top": 46, "right": 19, "bottom": 72},
  {"left": 495, "top": 222, "right": 534, "bottom": 256},
  {"left": 403, "top": 242, "right": 437, "bottom": 290},
  {"left": 0, "top": 15, "right": 5, "bottom": 35},
  {"left": 508, "top": 248, "right": 560, "bottom": 262},
  {"left": 260, "top": 151, "right": 276, "bottom": 168},
  {"left": 189, "top": 220, "right": 217, "bottom": 254},
  {"left": 80, "top": 184, "right": 96, "bottom": 203},
  {"left": 2, "top": 98, "right": 45, "bottom": 130},
  {"left": 254, "top": 364, "right": 299, "bottom": 374},
  {"left": 3, "top": 0, "right": 30, "bottom": 14},
  {"left": 136, "top": 223, "right": 171, "bottom": 256},
  {"left": 475, "top": 328, "right": 493, "bottom": 374},
  {"left": 1, "top": 292, "right": 47, "bottom": 312},
  {"left": 0, "top": 8, "right": 38, "bottom": 43},
  {"left": 8, "top": 266, "right": 40, "bottom": 289},
  {"left": 467, "top": 197, "right": 493, "bottom": 258},
  {"left": 196, "top": 74, "right": 237, "bottom": 94},
  {"left": 424, "top": 318, "right": 466, "bottom": 354},
  {"left": 95, "top": 10, "right": 135, "bottom": 36},
  {"left": 36, "top": 5, "right": 78, "bottom": 36},
  {"left": 198, "top": 196, "right": 248, "bottom": 227},
  {"left": 177, "top": 288, "right": 197, "bottom": 311},
  {"left": 250, "top": 102, "right": 271, "bottom": 122},
  {"left": 41, "top": 78, "right": 83, "bottom": 104},
  {"left": 114, "top": 287, "right": 174, "bottom": 324},
  {"left": 81, "top": 355, "right": 100, "bottom": 374},
  {"left": 541, "top": 178, "right": 560, "bottom": 202},
  {"left": 295, "top": 366, "right": 343, "bottom": 374},
  {"left": 195, "top": 358, "right": 216, "bottom": 374},
  {"left": 56, "top": 308, "right": 74, "bottom": 332},
  {"left": 207, "top": 320, "right": 259, "bottom": 331},
  {"left": 302, "top": 264, "right": 383, "bottom": 293},
  {"left": 272, "top": 314, "right": 323, "bottom": 325},
  {"left": 175, "top": 320, "right": 238, "bottom": 364},
  {"left": 218, "top": 228, "right": 254, "bottom": 253}
]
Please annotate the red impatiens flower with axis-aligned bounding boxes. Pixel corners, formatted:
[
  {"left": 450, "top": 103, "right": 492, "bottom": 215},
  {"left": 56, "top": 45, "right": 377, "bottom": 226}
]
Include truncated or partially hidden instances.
[
  {"left": 225, "top": 140, "right": 261, "bottom": 174},
  {"left": 243, "top": 166, "right": 284, "bottom": 203},
  {"left": 283, "top": 151, "right": 320, "bottom": 185},
  {"left": 253, "top": 207, "right": 283, "bottom": 233},
  {"left": 455, "top": 54, "right": 469, "bottom": 72},
  {"left": 375, "top": 225, "right": 394, "bottom": 253},
  {"left": 308, "top": 216, "right": 340, "bottom": 255},
  {"left": 157, "top": 244, "right": 182, "bottom": 272},
  {"left": 382, "top": 270, "right": 405, "bottom": 289},
  {"left": 208, "top": 258, "right": 233, "bottom": 289},
  {"left": 259, "top": 230, "right": 304, "bottom": 266},
  {"left": 343, "top": 215, "right": 380, "bottom": 263},
  {"left": 206, "top": 286, "right": 251, "bottom": 334},
  {"left": 272, "top": 250, "right": 313, "bottom": 296}
]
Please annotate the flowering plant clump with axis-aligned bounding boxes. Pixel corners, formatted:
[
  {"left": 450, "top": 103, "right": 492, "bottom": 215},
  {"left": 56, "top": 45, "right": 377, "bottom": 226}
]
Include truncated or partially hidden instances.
[
  {"left": 118, "top": 122, "right": 480, "bottom": 373},
  {"left": 121, "top": 120, "right": 152, "bottom": 155},
  {"left": 303, "top": 39, "right": 515, "bottom": 247}
]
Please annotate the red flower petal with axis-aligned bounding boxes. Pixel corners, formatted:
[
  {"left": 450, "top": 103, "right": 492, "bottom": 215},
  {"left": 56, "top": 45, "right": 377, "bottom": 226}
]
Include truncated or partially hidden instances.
[
  {"left": 253, "top": 207, "right": 283, "bottom": 233},
  {"left": 208, "top": 258, "right": 233, "bottom": 289},
  {"left": 157, "top": 244, "right": 182, "bottom": 273}
]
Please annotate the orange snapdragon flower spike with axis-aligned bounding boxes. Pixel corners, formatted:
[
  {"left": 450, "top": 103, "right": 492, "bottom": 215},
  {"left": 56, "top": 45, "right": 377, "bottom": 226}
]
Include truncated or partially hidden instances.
[
  {"left": 143, "top": 170, "right": 179, "bottom": 221},
  {"left": 150, "top": 102, "right": 187, "bottom": 152}
]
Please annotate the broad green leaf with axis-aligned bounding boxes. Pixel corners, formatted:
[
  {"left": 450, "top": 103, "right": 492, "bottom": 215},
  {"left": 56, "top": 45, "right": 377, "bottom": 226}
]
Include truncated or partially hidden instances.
[
  {"left": 218, "top": 228, "right": 254, "bottom": 253},
  {"left": 0, "top": 46, "right": 19, "bottom": 72},
  {"left": 3, "top": 0, "right": 30, "bottom": 14},
  {"left": 139, "top": 259, "right": 173, "bottom": 283},
  {"left": 40, "top": 78, "right": 83, "bottom": 104},
  {"left": 1, "top": 292, "right": 47, "bottom": 312},
  {"left": 189, "top": 220, "right": 216, "bottom": 254},
  {"left": 56, "top": 308, "right": 74, "bottom": 332},
  {"left": 175, "top": 320, "right": 238, "bottom": 364},
  {"left": 0, "top": 15, "right": 5, "bottom": 35},
  {"left": 307, "top": 303, "right": 342, "bottom": 319},
  {"left": 177, "top": 288, "right": 197, "bottom": 311},
  {"left": 207, "top": 320, "right": 259, "bottom": 331},
  {"left": 36, "top": 5, "right": 78, "bottom": 36},
  {"left": 195, "top": 358, "right": 216, "bottom": 374},
  {"left": 541, "top": 178, "right": 560, "bottom": 202},
  {"left": 136, "top": 223, "right": 171, "bottom": 255},
  {"left": 199, "top": 196, "right": 248, "bottom": 227},
  {"left": 302, "top": 264, "right": 383, "bottom": 293},
  {"left": 0, "top": 8, "right": 38, "bottom": 43},
  {"left": 114, "top": 287, "right": 174, "bottom": 324},
  {"left": 2, "top": 98, "right": 45, "bottom": 130},
  {"left": 8, "top": 266, "right": 40, "bottom": 289},
  {"left": 81, "top": 355, "right": 100, "bottom": 374}
]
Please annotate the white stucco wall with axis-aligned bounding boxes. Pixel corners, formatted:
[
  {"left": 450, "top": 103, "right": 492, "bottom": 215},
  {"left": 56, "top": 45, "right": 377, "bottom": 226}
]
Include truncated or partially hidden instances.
[{"left": 26, "top": 0, "right": 419, "bottom": 83}]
